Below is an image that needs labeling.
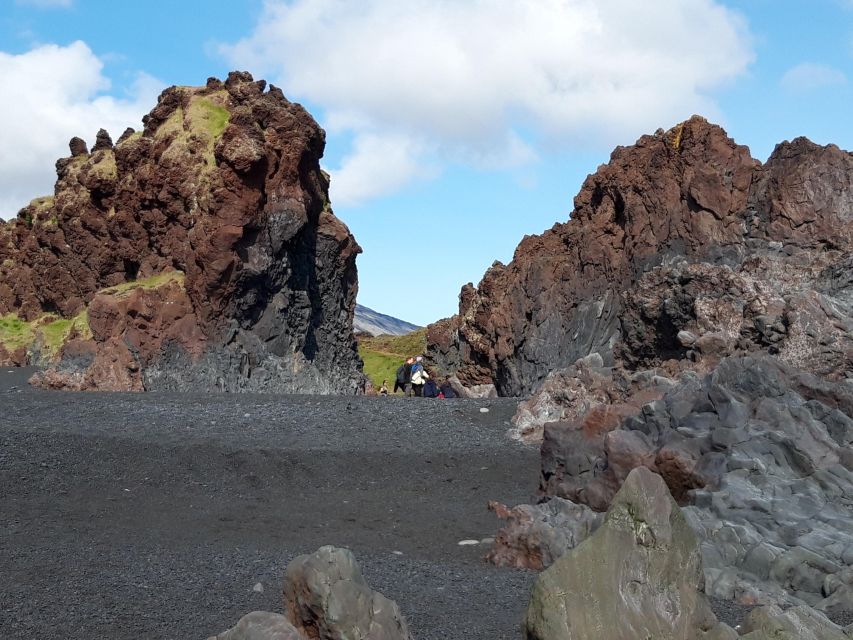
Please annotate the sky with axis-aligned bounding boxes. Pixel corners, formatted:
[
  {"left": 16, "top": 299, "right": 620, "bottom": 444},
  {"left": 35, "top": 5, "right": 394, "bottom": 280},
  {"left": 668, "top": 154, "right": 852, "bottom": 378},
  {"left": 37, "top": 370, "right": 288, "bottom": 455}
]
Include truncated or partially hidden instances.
[{"left": 0, "top": 0, "right": 851, "bottom": 326}]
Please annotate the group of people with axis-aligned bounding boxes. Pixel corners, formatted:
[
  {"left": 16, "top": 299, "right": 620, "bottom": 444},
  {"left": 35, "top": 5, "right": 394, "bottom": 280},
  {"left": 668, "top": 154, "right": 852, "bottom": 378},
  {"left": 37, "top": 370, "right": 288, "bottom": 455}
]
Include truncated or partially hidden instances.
[{"left": 379, "top": 355, "right": 457, "bottom": 398}]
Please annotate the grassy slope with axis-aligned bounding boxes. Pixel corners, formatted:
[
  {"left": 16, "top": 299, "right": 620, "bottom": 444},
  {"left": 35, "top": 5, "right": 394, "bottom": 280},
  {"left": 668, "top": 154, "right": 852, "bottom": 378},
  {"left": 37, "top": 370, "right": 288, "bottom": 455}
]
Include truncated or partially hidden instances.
[{"left": 357, "top": 328, "right": 426, "bottom": 393}]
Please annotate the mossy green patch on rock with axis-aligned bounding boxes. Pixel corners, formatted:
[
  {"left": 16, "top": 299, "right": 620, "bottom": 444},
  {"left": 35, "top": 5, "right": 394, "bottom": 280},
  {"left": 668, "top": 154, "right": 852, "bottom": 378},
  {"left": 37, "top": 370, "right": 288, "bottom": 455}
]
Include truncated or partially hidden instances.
[
  {"left": 155, "top": 92, "right": 231, "bottom": 169},
  {"left": 0, "top": 314, "right": 36, "bottom": 350},
  {"left": 117, "top": 131, "right": 143, "bottom": 146},
  {"left": 189, "top": 96, "right": 230, "bottom": 139},
  {"left": 99, "top": 270, "right": 185, "bottom": 298},
  {"left": 1, "top": 309, "right": 93, "bottom": 359}
]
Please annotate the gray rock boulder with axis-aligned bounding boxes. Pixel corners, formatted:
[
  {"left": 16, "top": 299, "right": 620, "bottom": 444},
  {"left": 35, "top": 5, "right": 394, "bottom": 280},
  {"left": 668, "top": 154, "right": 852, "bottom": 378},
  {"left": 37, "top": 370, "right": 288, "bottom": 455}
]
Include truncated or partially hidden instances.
[
  {"left": 283, "top": 546, "right": 413, "bottom": 640},
  {"left": 207, "top": 611, "right": 304, "bottom": 640},
  {"left": 739, "top": 605, "right": 851, "bottom": 639},
  {"left": 537, "top": 355, "right": 853, "bottom": 613},
  {"left": 523, "top": 467, "right": 736, "bottom": 640}
]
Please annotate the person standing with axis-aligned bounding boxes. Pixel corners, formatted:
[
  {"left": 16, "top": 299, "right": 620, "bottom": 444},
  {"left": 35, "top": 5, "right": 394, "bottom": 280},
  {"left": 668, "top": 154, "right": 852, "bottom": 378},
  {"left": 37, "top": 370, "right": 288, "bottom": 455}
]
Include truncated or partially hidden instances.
[
  {"left": 410, "top": 356, "right": 429, "bottom": 397},
  {"left": 394, "top": 357, "right": 414, "bottom": 394}
]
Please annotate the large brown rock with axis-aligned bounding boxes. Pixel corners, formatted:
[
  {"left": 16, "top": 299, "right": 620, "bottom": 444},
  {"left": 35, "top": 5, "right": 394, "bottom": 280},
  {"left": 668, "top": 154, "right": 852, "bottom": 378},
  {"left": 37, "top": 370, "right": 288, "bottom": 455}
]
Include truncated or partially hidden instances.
[
  {"left": 0, "top": 72, "right": 364, "bottom": 393},
  {"left": 426, "top": 118, "right": 853, "bottom": 397}
]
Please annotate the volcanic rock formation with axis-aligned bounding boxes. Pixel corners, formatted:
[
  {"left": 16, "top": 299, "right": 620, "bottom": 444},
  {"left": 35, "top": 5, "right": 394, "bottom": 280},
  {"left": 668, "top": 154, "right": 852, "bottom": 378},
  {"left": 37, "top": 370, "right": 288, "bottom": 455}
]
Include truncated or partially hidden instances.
[
  {"left": 426, "top": 116, "right": 853, "bottom": 397},
  {"left": 0, "top": 72, "right": 364, "bottom": 393},
  {"left": 452, "top": 117, "right": 853, "bottom": 622}
]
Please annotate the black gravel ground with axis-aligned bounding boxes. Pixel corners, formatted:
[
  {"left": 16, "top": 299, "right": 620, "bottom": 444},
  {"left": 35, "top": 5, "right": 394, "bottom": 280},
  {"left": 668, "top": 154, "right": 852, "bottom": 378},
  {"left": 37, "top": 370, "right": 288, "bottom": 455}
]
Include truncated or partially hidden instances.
[{"left": 0, "top": 368, "right": 541, "bottom": 639}]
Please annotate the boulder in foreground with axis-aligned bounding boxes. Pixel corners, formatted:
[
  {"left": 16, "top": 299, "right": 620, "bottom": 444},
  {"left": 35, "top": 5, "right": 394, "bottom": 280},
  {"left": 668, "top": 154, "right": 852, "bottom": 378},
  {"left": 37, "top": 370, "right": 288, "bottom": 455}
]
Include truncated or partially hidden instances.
[
  {"left": 208, "top": 545, "right": 412, "bottom": 640},
  {"left": 284, "top": 545, "right": 413, "bottom": 640},
  {"left": 523, "top": 467, "right": 736, "bottom": 640}
]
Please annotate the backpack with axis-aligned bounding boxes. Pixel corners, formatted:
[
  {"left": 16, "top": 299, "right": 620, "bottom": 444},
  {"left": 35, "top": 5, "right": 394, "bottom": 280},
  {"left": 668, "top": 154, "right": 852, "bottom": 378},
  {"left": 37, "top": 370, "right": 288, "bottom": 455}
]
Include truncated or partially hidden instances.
[
  {"left": 395, "top": 364, "right": 407, "bottom": 383},
  {"left": 410, "top": 362, "right": 424, "bottom": 383}
]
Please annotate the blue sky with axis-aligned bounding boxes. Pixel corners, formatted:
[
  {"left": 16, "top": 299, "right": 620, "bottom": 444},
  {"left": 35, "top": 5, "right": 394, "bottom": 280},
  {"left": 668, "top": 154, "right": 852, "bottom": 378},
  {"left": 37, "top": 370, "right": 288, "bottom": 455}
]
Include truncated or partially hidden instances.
[{"left": 1, "top": 0, "right": 851, "bottom": 326}]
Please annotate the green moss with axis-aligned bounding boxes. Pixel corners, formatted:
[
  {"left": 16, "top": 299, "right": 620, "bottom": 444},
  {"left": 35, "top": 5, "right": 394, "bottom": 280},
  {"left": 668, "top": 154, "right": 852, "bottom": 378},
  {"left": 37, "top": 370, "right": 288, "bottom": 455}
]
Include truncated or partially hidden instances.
[
  {"left": 0, "top": 314, "right": 35, "bottom": 350},
  {"left": 155, "top": 93, "right": 231, "bottom": 170},
  {"left": 357, "top": 329, "right": 427, "bottom": 392},
  {"left": 70, "top": 309, "right": 92, "bottom": 341},
  {"left": 99, "top": 270, "right": 185, "bottom": 298},
  {"left": 40, "top": 317, "right": 72, "bottom": 353},
  {"left": 189, "top": 97, "right": 230, "bottom": 139},
  {"left": 118, "top": 131, "right": 143, "bottom": 146}
]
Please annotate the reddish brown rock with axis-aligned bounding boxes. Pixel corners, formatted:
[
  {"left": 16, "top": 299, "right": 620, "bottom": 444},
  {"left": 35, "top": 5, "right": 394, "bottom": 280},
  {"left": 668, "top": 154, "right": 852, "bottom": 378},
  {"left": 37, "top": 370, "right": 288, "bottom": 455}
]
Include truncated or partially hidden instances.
[
  {"left": 0, "top": 72, "right": 365, "bottom": 393},
  {"left": 426, "top": 118, "right": 853, "bottom": 397}
]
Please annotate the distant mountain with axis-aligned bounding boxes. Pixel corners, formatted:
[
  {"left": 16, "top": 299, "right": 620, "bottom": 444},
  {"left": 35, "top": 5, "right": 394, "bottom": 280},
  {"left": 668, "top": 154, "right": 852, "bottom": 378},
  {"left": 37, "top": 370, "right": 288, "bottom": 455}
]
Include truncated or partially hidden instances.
[{"left": 354, "top": 304, "right": 421, "bottom": 336}]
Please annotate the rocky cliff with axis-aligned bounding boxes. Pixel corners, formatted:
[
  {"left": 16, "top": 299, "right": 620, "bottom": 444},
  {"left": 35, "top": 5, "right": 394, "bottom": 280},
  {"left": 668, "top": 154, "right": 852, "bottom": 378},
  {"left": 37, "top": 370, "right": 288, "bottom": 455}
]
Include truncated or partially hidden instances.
[
  {"left": 460, "top": 118, "right": 853, "bottom": 618},
  {"left": 426, "top": 117, "right": 853, "bottom": 397},
  {"left": 0, "top": 71, "right": 364, "bottom": 393}
]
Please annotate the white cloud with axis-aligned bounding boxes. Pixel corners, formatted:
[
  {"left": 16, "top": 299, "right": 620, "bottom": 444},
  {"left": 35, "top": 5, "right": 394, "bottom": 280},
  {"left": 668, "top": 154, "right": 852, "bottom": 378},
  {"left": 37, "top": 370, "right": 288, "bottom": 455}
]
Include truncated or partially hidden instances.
[
  {"left": 780, "top": 62, "right": 848, "bottom": 93},
  {"left": 0, "top": 41, "right": 161, "bottom": 218},
  {"left": 15, "top": 0, "right": 73, "bottom": 7},
  {"left": 221, "top": 0, "right": 753, "bottom": 205},
  {"left": 332, "top": 133, "right": 436, "bottom": 206}
]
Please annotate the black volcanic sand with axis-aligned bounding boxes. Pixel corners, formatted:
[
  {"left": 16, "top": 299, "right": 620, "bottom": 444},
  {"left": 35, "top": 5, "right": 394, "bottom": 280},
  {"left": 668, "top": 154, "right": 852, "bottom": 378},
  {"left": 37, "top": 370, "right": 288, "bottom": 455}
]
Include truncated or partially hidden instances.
[
  {"left": 0, "top": 368, "right": 797, "bottom": 638},
  {"left": 1, "top": 368, "right": 541, "bottom": 639}
]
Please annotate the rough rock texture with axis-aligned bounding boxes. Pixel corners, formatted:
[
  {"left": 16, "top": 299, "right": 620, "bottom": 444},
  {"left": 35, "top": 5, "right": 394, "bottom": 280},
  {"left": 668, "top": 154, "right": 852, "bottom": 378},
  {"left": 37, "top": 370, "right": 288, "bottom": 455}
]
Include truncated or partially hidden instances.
[
  {"left": 207, "top": 546, "right": 413, "bottom": 640},
  {"left": 533, "top": 356, "right": 853, "bottom": 613},
  {"left": 283, "top": 546, "right": 413, "bottom": 640},
  {"left": 0, "top": 71, "right": 364, "bottom": 393},
  {"left": 739, "top": 605, "right": 852, "bottom": 640},
  {"left": 208, "top": 612, "right": 304, "bottom": 640},
  {"left": 522, "top": 467, "right": 737, "bottom": 640},
  {"left": 509, "top": 352, "right": 672, "bottom": 442},
  {"left": 427, "top": 117, "right": 853, "bottom": 398},
  {"left": 486, "top": 497, "right": 602, "bottom": 570}
]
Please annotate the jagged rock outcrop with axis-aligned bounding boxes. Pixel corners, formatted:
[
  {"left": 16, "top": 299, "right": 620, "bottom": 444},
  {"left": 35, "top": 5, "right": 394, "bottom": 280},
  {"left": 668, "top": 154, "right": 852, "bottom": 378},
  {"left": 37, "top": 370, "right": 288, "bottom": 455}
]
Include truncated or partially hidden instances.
[
  {"left": 0, "top": 72, "right": 364, "bottom": 393},
  {"left": 500, "top": 356, "right": 853, "bottom": 616},
  {"left": 523, "top": 467, "right": 737, "bottom": 640},
  {"left": 426, "top": 117, "right": 853, "bottom": 397}
]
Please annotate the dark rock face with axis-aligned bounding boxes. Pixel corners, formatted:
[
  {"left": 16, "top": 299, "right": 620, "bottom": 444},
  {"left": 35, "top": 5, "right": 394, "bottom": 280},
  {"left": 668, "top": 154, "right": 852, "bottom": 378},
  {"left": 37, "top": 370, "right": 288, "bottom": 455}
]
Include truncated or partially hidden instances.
[
  {"left": 0, "top": 71, "right": 364, "bottom": 393},
  {"left": 426, "top": 118, "right": 853, "bottom": 397}
]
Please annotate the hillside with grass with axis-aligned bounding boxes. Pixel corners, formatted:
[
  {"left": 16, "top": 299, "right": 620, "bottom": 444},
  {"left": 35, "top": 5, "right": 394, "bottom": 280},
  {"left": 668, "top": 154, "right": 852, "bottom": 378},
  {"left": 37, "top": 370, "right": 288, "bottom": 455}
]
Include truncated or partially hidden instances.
[{"left": 357, "top": 328, "right": 426, "bottom": 392}]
